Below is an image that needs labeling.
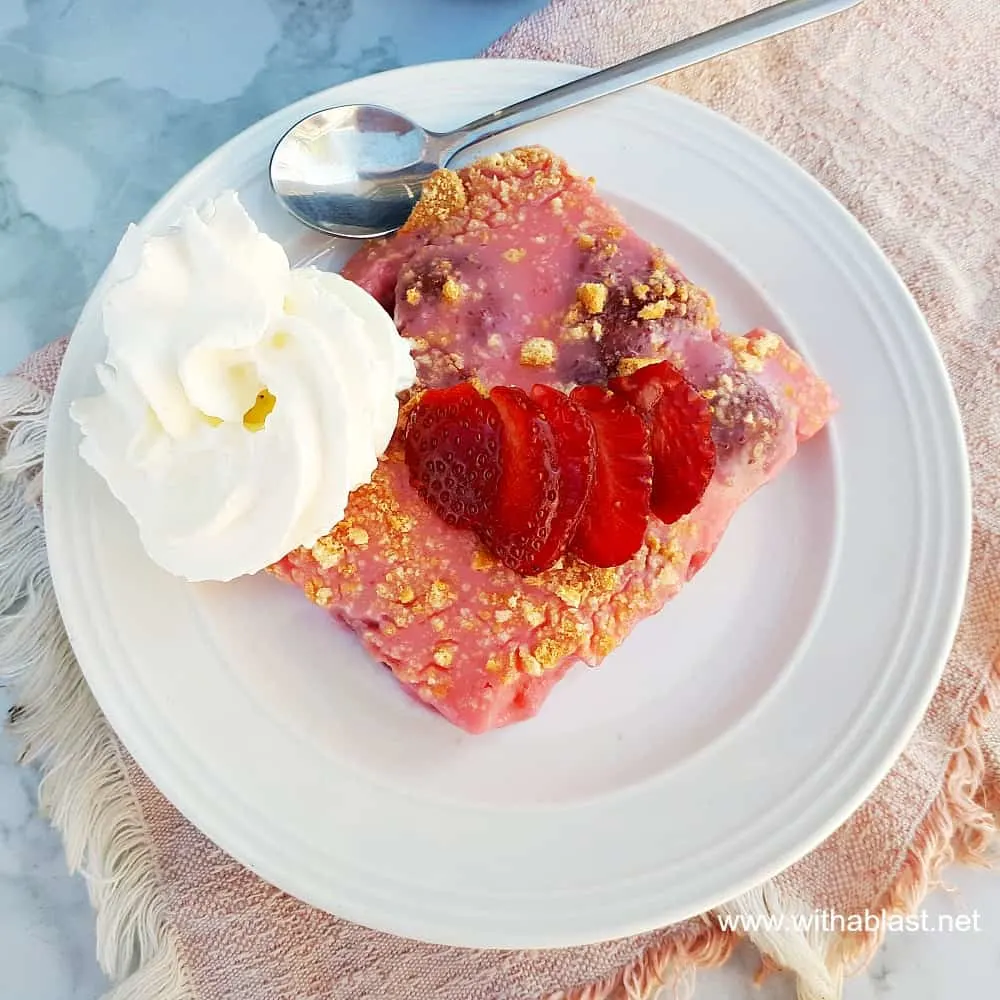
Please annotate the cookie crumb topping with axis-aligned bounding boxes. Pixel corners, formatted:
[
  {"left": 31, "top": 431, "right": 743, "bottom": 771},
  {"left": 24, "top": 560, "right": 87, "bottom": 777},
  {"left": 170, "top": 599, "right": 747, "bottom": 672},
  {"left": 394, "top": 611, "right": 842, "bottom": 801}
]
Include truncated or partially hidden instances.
[
  {"left": 577, "top": 282, "right": 608, "bottom": 315},
  {"left": 519, "top": 337, "right": 558, "bottom": 367}
]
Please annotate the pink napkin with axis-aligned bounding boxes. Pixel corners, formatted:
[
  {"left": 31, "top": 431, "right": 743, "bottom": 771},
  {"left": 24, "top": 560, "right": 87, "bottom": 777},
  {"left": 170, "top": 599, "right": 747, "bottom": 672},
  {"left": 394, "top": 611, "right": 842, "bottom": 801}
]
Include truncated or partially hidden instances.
[{"left": 1, "top": 2, "right": 997, "bottom": 999}]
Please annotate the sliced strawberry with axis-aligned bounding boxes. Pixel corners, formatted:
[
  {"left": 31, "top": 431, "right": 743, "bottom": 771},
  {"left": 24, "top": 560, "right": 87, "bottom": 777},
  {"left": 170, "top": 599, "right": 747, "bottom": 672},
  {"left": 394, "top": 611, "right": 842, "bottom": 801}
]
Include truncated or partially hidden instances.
[
  {"left": 609, "top": 360, "right": 716, "bottom": 524},
  {"left": 403, "top": 383, "right": 501, "bottom": 530},
  {"left": 611, "top": 360, "right": 715, "bottom": 523},
  {"left": 486, "top": 386, "right": 561, "bottom": 575},
  {"left": 529, "top": 384, "right": 596, "bottom": 572},
  {"left": 568, "top": 385, "right": 652, "bottom": 567}
]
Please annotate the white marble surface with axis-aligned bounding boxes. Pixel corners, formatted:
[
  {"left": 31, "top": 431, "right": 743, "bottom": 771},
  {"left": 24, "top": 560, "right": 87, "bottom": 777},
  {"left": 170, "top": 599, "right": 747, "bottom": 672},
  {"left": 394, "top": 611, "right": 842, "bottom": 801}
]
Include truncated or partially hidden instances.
[{"left": 0, "top": 2, "right": 997, "bottom": 998}]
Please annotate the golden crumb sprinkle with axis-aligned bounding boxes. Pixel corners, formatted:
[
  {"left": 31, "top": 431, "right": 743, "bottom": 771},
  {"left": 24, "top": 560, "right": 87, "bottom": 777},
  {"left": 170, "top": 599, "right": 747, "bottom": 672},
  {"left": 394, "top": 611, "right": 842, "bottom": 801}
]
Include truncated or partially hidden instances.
[
  {"left": 471, "top": 548, "right": 497, "bottom": 571},
  {"left": 467, "top": 375, "right": 489, "bottom": 397},
  {"left": 311, "top": 536, "right": 345, "bottom": 570},
  {"left": 535, "top": 557, "right": 619, "bottom": 609},
  {"left": 518, "top": 648, "right": 544, "bottom": 677},
  {"left": 631, "top": 281, "right": 650, "bottom": 301},
  {"left": 660, "top": 538, "right": 685, "bottom": 565},
  {"left": 638, "top": 299, "right": 672, "bottom": 321},
  {"left": 347, "top": 526, "right": 369, "bottom": 547},
  {"left": 532, "top": 635, "right": 576, "bottom": 670},
  {"left": 729, "top": 332, "right": 780, "bottom": 373},
  {"left": 503, "top": 247, "right": 527, "bottom": 263},
  {"left": 521, "top": 601, "right": 546, "bottom": 628},
  {"left": 616, "top": 356, "right": 660, "bottom": 377},
  {"left": 422, "top": 668, "right": 452, "bottom": 699},
  {"left": 401, "top": 168, "right": 467, "bottom": 232},
  {"left": 405, "top": 286, "right": 421, "bottom": 306},
  {"left": 304, "top": 579, "right": 334, "bottom": 607},
  {"left": 441, "top": 277, "right": 462, "bottom": 303},
  {"left": 426, "top": 579, "right": 456, "bottom": 611},
  {"left": 392, "top": 607, "right": 414, "bottom": 629},
  {"left": 432, "top": 642, "right": 457, "bottom": 668},
  {"left": 577, "top": 282, "right": 608, "bottom": 315},
  {"left": 481, "top": 147, "right": 551, "bottom": 173},
  {"left": 749, "top": 331, "right": 782, "bottom": 358},
  {"left": 485, "top": 653, "right": 518, "bottom": 686},
  {"left": 519, "top": 337, "right": 558, "bottom": 367},
  {"left": 394, "top": 391, "right": 423, "bottom": 434},
  {"left": 734, "top": 354, "right": 764, "bottom": 374},
  {"left": 577, "top": 233, "right": 596, "bottom": 251},
  {"left": 553, "top": 582, "right": 584, "bottom": 608},
  {"left": 649, "top": 270, "right": 677, "bottom": 299}
]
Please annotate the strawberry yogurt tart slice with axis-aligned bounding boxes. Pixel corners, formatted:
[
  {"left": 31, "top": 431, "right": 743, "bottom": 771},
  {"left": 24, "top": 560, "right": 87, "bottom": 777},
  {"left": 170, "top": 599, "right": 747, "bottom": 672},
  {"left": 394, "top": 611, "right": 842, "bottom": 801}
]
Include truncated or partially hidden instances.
[{"left": 271, "top": 147, "right": 835, "bottom": 734}]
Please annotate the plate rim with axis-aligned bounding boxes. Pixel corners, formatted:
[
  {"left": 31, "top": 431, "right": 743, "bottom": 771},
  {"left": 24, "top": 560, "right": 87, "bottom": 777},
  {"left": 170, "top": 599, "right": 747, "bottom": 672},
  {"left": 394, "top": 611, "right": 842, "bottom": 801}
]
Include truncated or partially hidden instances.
[{"left": 44, "top": 58, "right": 972, "bottom": 947}]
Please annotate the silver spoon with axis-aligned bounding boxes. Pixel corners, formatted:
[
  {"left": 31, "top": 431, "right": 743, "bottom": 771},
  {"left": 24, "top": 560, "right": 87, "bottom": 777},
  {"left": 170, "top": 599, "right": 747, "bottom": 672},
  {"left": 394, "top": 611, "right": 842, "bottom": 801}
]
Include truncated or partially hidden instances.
[{"left": 270, "top": 0, "right": 860, "bottom": 239}]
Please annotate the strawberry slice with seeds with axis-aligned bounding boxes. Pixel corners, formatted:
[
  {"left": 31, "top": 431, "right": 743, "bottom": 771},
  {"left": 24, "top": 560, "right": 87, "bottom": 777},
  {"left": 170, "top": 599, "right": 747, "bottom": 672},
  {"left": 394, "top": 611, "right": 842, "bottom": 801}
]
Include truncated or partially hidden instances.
[
  {"left": 529, "top": 384, "right": 596, "bottom": 573},
  {"left": 609, "top": 360, "right": 716, "bottom": 524},
  {"left": 486, "top": 386, "right": 561, "bottom": 575},
  {"left": 568, "top": 385, "right": 652, "bottom": 567},
  {"left": 404, "top": 383, "right": 502, "bottom": 530}
]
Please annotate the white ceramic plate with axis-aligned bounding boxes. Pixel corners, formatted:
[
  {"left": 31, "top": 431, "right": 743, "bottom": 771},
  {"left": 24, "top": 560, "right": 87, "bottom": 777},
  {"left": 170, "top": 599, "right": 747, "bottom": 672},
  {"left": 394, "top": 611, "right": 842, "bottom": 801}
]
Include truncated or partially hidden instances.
[{"left": 45, "top": 60, "right": 970, "bottom": 949}]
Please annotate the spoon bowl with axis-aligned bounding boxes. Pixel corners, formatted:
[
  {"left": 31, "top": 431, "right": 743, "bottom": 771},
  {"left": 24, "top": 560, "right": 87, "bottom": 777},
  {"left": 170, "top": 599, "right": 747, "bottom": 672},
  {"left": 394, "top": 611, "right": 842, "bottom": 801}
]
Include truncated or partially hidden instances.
[
  {"left": 270, "top": 105, "right": 443, "bottom": 239},
  {"left": 269, "top": 0, "right": 861, "bottom": 239}
]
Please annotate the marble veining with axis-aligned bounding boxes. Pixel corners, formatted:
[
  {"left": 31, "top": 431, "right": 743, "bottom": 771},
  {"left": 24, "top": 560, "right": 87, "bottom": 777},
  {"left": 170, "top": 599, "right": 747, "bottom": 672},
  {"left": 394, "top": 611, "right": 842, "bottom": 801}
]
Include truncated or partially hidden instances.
[
  {"left": 1, "top": 1, "right": 998, "bottom": 998},
  {"left": 0, "top": 0, "right": 545, "bottom": 375}
]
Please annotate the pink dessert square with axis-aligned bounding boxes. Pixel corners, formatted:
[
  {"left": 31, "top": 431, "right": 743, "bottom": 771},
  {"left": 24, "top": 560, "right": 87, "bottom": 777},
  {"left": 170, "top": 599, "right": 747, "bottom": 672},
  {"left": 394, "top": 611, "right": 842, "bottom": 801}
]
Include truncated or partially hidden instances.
[{"left": 271, "top": 147, "right": 835, "bottom": 733}]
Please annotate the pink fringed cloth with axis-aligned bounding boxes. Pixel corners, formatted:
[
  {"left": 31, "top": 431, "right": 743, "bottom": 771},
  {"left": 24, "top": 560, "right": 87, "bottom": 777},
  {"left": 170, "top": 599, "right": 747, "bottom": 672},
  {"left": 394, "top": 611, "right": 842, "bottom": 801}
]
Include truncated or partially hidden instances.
[{"left": 0, "top": 2, "right": 997, "bottom": 999}]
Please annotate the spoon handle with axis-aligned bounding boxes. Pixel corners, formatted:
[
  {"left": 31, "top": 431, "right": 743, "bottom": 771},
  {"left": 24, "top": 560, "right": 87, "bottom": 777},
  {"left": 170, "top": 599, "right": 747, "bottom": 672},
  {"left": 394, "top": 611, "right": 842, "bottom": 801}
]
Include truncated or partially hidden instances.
[{"left": 439, "top": 0, "right": 860, "bottom": 159}]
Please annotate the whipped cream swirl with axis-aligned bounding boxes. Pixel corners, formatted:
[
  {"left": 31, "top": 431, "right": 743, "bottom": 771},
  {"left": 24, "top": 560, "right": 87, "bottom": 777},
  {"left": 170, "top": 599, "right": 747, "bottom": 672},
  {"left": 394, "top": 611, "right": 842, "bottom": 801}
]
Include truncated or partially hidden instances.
[{"left": 71, "top": 192, "right": 415, "bottom": 582}]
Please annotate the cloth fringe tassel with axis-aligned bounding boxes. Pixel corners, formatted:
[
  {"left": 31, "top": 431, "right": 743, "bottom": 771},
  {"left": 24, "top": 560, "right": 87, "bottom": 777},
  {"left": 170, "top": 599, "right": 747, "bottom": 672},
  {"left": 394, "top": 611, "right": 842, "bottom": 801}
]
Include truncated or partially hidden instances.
[
  {"left": 1, "top": 370, "right": 996, "bottom": 1000},
  {"left": 0, "top": 374, "right": 194, "bottom": 1000}
]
